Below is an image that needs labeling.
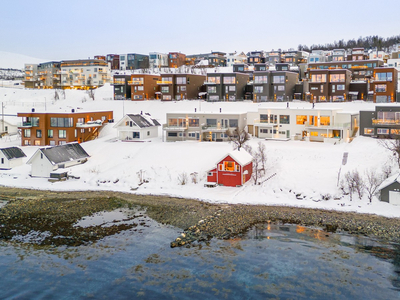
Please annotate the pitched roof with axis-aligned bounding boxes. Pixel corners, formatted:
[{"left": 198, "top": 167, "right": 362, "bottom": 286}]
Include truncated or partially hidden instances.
[
  {"left": 378, "top": 172, "right": 400, "bottom": 191},
  {"left": 32, "top": 143, "right": 89, "bottom": 165},
  {"left": 126, "top": 114, "right": 161, "bottom": 127},
  {"left": 228, "top": 149, "right": 253, "bottom": 166},
  {"left": 0, "top": 147, "right": 26, "bottom": 160}
]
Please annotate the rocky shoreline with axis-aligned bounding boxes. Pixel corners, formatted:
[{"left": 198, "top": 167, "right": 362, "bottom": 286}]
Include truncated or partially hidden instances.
[{"left": 0, "top": 186, "right": 399, "bottom": 247}]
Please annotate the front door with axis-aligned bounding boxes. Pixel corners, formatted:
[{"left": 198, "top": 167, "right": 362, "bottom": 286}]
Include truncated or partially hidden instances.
[{"left": 212, "top": 133, "right": 216, "bottom": 141}]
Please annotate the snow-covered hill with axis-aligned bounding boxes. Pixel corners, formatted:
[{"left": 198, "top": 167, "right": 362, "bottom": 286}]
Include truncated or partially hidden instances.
[
  {"left": 0, "top": 51, "right": 46, "bottom": 70},
  {"left": 1, "top": 85, "right": 400, "bottom": 218}
]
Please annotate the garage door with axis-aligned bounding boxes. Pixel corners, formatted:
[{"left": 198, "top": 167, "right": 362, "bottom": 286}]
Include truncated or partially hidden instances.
[{"left": 389, "top": 191, "right": 400, "bottom": 205}]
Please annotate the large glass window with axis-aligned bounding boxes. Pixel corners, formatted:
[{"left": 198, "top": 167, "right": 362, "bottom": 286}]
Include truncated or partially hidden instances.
[
  {"left": 36, "top": 130, "right": 42, "bottom": 138},
  {"left": 223, "top": 76, "right": 235, "bottom": 84},
  {"left": 161, "top": 86, "right": 169, "bottom": 93},
  {"left": 329, "top": 74, "right": 345, "bottom": 82},
  {"left": 50, "top": 118, "right": 73, "bottom": 127},
  {"left": 296, "top": 115, "right": 307, "bottom": 125},
  {"left": 188, "top": 119, "right": 199, "bottom": 127},
  {"left": 58, "top": 130, "right": 67, "bottom": 138},
  {"left": 273, "top": 76, "right": 285, "bottom": 83},
  {"left": 311, "top": 74, "right": 327, "bottom": 83},
  {"left": 24, "top": 129, "right": 31, "bottom": 138},
  {"left": 206, "top": 119, "right": 217, "bottom": 127},
  {"left": 162, "top": 77, "right": 172, "bottom": 83},
  {"left": 280, "top": 115, "right": 290, "bottom": 124},
  {"left": 375, "top": 72, "right": 393, "bottom": 81},
  {"left": 168, "top": 118, "right": 186, "bottom": 127},
  {"left": 208, "top": 86, "right": 216, "bottom": 93},
  {"left": 229, "top": 119, "right": 238, "bottom": 127},
  {"left": 48, "top": 129, "right": 53, "bottom": 138},
  {"left": 320, "top": 116, "right": 330, "bottom": 126},
  {"left": 176, "top": 77, "right": 186, "bottom": 84},
  {"left": 364, "top": 128, "right": 374, "bottom": 135},
  {"left": 260, "top": 114, "right": 268, "bottom": 123},
  {"left": 277, "top": 85, "right": 285, "bottom": 91},
  {"left": 254, "top": 75, "right": 268, "bottom": 84},
  {"left": 375, "top": 84, "right": 387, "bottom": 92},
  {"left": 207, "top": 76, "right": 220, "bottom": 84},
  {"left": 337, "top": 85, "right": 345, "bottom": 90},
  {"left": 254, "top": 86, "right": 263, "bottom": 93},
  {"left": 223, "top": 161, "right": 236, "bottom": 172}
]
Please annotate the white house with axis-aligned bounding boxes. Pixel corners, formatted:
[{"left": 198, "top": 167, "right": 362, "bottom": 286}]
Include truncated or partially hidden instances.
[
  {"left": 114, "top": 114, "right": 161, "bottom": 141},
  {"left": 27, "top": 142, "right": 90, "bottom": 177},
  {"left": 0, "top": 147, "right": 26, "bottom": 170},
  {"left": 247, "top": 106, "right": 359, "bottom": 143},
  {"left": 0, "top": 119, "right": 18, "bottom": 136}
]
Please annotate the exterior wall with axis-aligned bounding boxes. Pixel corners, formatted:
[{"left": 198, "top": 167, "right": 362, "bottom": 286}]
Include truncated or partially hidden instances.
[
  {"left": 117, "top": 126, "right": 158, "bottom": 140},
  {"left": 359, "top": 110, "right": 375, "bottom": 137},
  {"left": 130, "top": 74, "right": 161, "bottom": 100},
  {"left": 169, "top": 52, "right": 186, "bottom": 68},
  {"left": 126, "top": 54, "right": 149, "bottom": 70},
  {"left": 160, "top": 74, "right": 206, "bottom": 100},
  {"left": 23, "top": 64, "right": 39, "bottom": 88},
  {"left": 226, "top": 53, "right": 247, "bottom": 67},
  {"left": 360, "top": 106, "right": 400, "bottom": 138},
  {"left": 107, "top": 54, "right": 120, "bottom": 70},
  {"left": 206, "top": 73, "right": 249, "bottom": 101},
  {"left": 0, "top": 120, "right": 18, "bottom": 135},
  {"left": 371, "top": 67, "right": 398, "bottom": 103},
  {"left": 216, "top": 155, "right": 242, "bottom": 187},
  {"left": 60, "top": 59, "right": 110, "bottom": 89},
  {"left": 270, "top": 71, "right": 299, "bottom": 101},
  {"left": 163, "top": 112, "right": 247, "bottom": 142},
  {"left": 207, "top": 168, "right": 217, "bottom": 183},
  {"left": 113, "top": 75, "right": 131, "bottom": 100},
  {"left": 253, "top": 71, "right": 270, "bottom": 102},
  {"left": 149, "top": 53, "right": 168, "bottom": 69},
  {"left": 308, "top": 69, "right": 352, "bottom": 102},
  {"left": 381, "top": 182, "right": 400, "bottom": 203},
  {"left": 18, "top": 111, "right": 113, "bottom": 146},
  {"left": 30, "top": 153, "right": 56, "bottom": 177},
  {"left": 0, "top": 152, "right": 10, "bottom": 169}
]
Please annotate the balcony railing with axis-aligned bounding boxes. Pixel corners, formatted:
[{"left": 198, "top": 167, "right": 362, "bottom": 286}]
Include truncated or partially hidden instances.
[
  {"left": 157, "top": 81, "right": 173, "bottom": 85},
  {"left": 76, "top": 120, "right": 103, "bottom": 128},
  {"left": 128, "top": 80, "right": 144, "bottom": 85},
  {"left": 372, "top": 119, "right": 400, "bottom": 126}
]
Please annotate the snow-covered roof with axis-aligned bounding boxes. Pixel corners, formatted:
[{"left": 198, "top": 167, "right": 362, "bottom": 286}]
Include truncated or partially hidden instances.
[
  {"left": 227, "top": 149, "right": 253, "bottom": 166},
  {"left": 27, "top": 142, "right": 89, "bottom": 165},
  {"left": 378, "top": 173, "right": 400, "bottom": 191},
  {"left": 127, "top": 114, "right": 160, "bottom": 127},
  {"left": 0, "top": 147, "right": 26, "bottom": 160}
]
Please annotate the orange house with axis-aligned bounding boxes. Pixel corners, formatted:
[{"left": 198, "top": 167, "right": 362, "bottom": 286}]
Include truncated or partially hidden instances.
[
  {"left": 207, "top": 150, "right": 253, "bottom": 187},
  {"left": 18, "top": 110, "right": 113, "bottom": 146}
]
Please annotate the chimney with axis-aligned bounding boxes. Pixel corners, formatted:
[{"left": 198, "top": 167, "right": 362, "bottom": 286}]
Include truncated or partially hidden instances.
[
  {"left": 195, "top": 108, "right": 197, "bottom": 112},
  {"left": 141, "top": 111, "right": 143, "bottom": 115},
  {"left": 71, "top": 109, "right": 75, "bottom": 113},
  {"left": 220, "top": 108, "right": 222, "bottom": 113},
  {"left": 32, "top": 108, "right": 35, "bottom": 112}
]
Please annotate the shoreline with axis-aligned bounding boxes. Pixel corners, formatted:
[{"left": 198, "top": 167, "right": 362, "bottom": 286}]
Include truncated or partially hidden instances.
[{"left": 0, "top": 186, "right": 400, "bottom": 246}]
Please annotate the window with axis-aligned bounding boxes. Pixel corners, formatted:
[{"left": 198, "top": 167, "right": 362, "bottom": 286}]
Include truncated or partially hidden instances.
[
  {"left": 296, "top": 115, "right": 307, "bottom": 125},
  {"left": 277, "top": 85, "right": 284, "bottom": 91},
  {"left": 260, "top": 114, "right": 268, "bottom": 123},
  {"left": 35, "top": 140, "right": 40, "bottom": 146},
  {"left": 24, "top": 129, "right": 31, "bottom": 138},
  {"left": 310, "top": 132, "right": 318, "bottom": 137},
  {"left": 168, "top": 118, "right": 186, "bottom": 127},
  {"left": 273, "top": 76, "right": 285, "bottom": 83},
  {"left": 31, "top": 117, "right": 39, "bottom": 127},
  {"left": 188, "top": 132, "right": 198, "bottom": 138},
  {"left": 254, "top": 86, "right": 263, "bottom": 93},
  {"left": 280, "top": 115, "right": 290, "bottom": 124},
  {"left": 168, "top": 132, "right": 178, "bottom": 137},
  {"left": 176, "top": 77, "right": 186, "bottom": 84},
  {"left": 223, "top": 77, "right": 235, "bottom": 84},
  {"left": 188, "top": 119, "right": 199, "bottom": 127},
  {"left": 59, "top": 130, "right": 66, "bottom": 138},
  {"left": 377, "top": 128, "right": 389, "bottom": 135},
  {"left": 163, "top": 95, "right": 171, "bottom": 100},
  {"left": 260, "top": 129, "right": 269, "bottom": 133},
  {"left": 207, "top": 76, "right": 220, "bottom": 84},
  {"left": 1, "top": 158, "right": 3, "bottom": 164},
  {"left": 208, "top": 86, "right": 216, "bottom": 93},
  {"left": 224, "top": 161, "right": 236, "bottom": 171},
  {"left": 50, "top": 118, "right": 73, "bottom": 127},
  {"left": 254, "top": 75, "right": 268, "bottom": 84},
  {"left": 320, "top": 116, "right": 330, "bottom": 126},
  {"left": 229, "top": 119, "right": 238, "bottom": 127},
  {"left": 206, "top": 119, "right": 217, "bottom": 127},
  {"left": 375, "top": 72, "right": 393, "bottom": 81},
  {"left": 209, "top": 95, "right": 219, "bottom": 101},
  {"left": 36, "top": 130, "right": 42, "bottom": 138},
  {"left": 138, "top": 86, "right": 144, "bottom": 91},
  {"left": 132, "top": 132, "right": 140, "bottom": 138},
  {"left": 181, "top": 86, "right": 186, "bottom": 91},
  {"left": 311, "top": 74, "right": 327, "bottom": 83},
  {"left": 330, "top": 74, "right": 345, "bottom": 82},
  {"left": 375, "top": 84, "right": 387, "bottom": 92},
  {"left": 337, "top": 85, "right": 345, "bottom": 91},
  {"left": 228, "top": 86, "right": 236, "bottom": 91},
  {"left": 162, "top": 77, "right": 172, "bottom": 83},
  {"left": 270, "top": 114, "right": 277, "bottom": 124},
  {"left": 161, "top": 86, "right": 169, "bottom": 93},
  {"left": 332, "top": 85, "right": 335, "bottom": 93}
]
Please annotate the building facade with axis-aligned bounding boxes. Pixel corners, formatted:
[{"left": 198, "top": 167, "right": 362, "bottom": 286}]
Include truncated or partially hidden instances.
[
  {"left": 129, "top": 74, "right": 161, "bottom": 100},
  {"left": 168, "top": 52, "right": 186, "bottom": 68},
  {"left": 205, "top": 73, "right": 249, "bottom": 101},
  {"left": 308, "top": 69, "right": 352, "bottom": 102},
  {"left": 158, "top": 74, "right": 205, "bottom": 101}
]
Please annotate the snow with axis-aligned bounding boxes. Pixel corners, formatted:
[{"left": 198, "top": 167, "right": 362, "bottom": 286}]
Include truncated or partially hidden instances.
[
  {"left": 1, "top": 83, "right": 400, "bottom": 219},
  {"left": 0, "top": 51, "right": 47, "bottom": 70},
  {"left": 228, "top": 149, "right": 253, "bottom": 166}
]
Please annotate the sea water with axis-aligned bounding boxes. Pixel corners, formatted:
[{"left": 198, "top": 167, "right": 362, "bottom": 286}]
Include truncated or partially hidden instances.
[{"left": 0, "top": 216, "right": 399, "bottom": 299}]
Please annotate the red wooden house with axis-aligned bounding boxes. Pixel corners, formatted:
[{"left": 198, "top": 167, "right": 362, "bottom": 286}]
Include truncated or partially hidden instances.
[{"left": 207, "top": 150, "right": 253, "bottom": 187}]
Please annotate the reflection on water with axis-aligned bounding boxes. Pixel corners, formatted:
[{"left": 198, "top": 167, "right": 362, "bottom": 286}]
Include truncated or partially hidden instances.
[{"left": 0, "top": 218, "right": 399, "bottom": 299}]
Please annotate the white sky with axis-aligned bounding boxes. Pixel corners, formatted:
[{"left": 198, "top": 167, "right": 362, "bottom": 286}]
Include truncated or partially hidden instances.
[{"left": 1, "top": 0, "right": 399, "bottom": 61}]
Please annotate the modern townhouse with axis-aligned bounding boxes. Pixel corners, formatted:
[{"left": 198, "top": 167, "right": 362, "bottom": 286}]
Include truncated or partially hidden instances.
[
  {"left": 113, "top": 75, "right": 131, "bottom": 100},
  {"left": 205, "top": 72, "right": 250, "bottom": 101},
  {"left": 106, "top": 54, "right": 120, "bottom": 70},
  {"left": 270, "top": 70, "right": 299, "bottom": 102},
  {"left": 308, "top": 50, "right": 329, "bottom": 64},
  {"left": 23, "top": 61, "right": 61, "bottom": 89},
  {"left": 208, "top": 52, "right": 226, "bottom": 67},
  {"left": 60, "top": 59, "right": 110, "bottom": 89},
  {"left": 348, "top": 48, "right": 368, "bottom": 61},
  {"left": 129, "top": 74, "right": 161, "bottom": 100},
  {"left": 23, "top": 64, "right": 38, "bottom": 89},
  {"left": 158, "top": 74, "right": 206, "bottom": 101},
  {"left": 282, "top": 50, "right": 309, "bottom": 66},
  {"left": 163, "top": 111, "right": 247, "bottom": 142},
  {"left": 168, "top": 52, "right": 186, "bottom": 68},
  {"left": 247, "top": 107, "right": 359, "bottom": 143},
  {"left": 247, "top": 50, "right": 266, "bottom": 65},
  {"left": 360, "top": 106, "right": 400, "bottom": 138},
  {"left": 226, "top": 52, "right": 247, "bottom": 67},
  {"left": 370, "top": 67, "right": 398, "bottom": 103},
  {"left": 18, "top": 110, "right": 113, "bottom": 146},
  {"left": 266, "top": 50, "right": 282, "bottom": 66},
  {"left": 308, "top": 69, "right": 352, "bottom": 102},
  {"left": 331, "top": 49, "right": 346, "bottom": 62},
  {"left": 149, "top": 52, "right": 168, "bottom": 69},
  {"left": 119, "top": 53, "right": 150, "bottom": 70}
]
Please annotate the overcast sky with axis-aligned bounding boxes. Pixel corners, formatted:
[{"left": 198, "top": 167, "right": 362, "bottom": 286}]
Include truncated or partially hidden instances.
[{"left": 1, "top": 0, "right": 399, "bottom": 61}]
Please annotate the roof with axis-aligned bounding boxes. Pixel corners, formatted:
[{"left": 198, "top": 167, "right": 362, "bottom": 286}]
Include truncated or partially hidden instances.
[
  {"left": 0, "top": 147, "right": 26, "bottom": 160},
  {"left": 225, "top": 149, "right": 253, "bottom": 166},
  {"left": 126, "top": 114, "right": 160, "bottom": 127},
  {"left": 28, "top": 143, "right": 89, "bottom": 165},
  {"left": 378, "top": 173, "right": 400, "bottom": 191}
]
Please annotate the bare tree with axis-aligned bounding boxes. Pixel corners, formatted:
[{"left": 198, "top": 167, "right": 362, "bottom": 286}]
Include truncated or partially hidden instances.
[
  {"left": 364, "top": 169, "right": 383, "bottom": 203},
  {"left": 382, "top": 162, "right": 393, "bottom": 179},
  {"left": 87, "top": 89, "right": 95, "bottom": 101},
  {"left": 226, "top": 127, "right": 250, "bottom": 151},
  {"left": 177, "top": 172, "right": 188, "bottom": 185},
  {"left": 379, "top": 138, "right": 400, "bottom": 168},
  {"left": 244, "top": 142, "right": 268, "bottom": 185},
  {"left": 341, "top": 170, "right": 364, "bottom": 200}
]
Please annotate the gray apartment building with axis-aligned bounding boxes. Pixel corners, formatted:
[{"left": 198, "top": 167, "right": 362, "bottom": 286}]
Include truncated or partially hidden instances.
[{"left": 205, "top": 73, "right": 250, "bottom": 101}]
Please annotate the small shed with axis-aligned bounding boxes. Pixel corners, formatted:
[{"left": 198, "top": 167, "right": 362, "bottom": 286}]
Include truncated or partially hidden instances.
[
  {"left": 207, "top": 149, "right": 253, "bottom": 187},
  {"left": 377, "top": 173, "right": 400, "bottom": 205},
  {"left": 114, "top": 113, "right": 160, "bottom": 141},
  {"left": 0, "top": 147, "right": 26, "bottom": 170},
  {"left": 27, "top": 142, "right": 90, "bottom": 178}
]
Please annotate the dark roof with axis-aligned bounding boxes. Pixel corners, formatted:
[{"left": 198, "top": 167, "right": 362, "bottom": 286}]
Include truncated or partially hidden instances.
[
  {"left": 127, "top": 114, "right": 160, "bottom": 128},
  {"left": 0, "top": 147, "right": 26, "bottom": 160},
  {"left": 41, "top": 143, "right": 89, "bottom": 165}
]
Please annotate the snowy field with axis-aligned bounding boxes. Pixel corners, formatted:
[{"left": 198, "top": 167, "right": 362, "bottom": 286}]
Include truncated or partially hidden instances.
[{"left": 1, "top": 83, "right": 400, "bottom": 219}]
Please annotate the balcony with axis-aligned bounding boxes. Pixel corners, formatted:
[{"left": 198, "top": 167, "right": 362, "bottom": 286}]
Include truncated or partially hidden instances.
[
  {"left": 128, "top": 80, "right": 144, "bottom": 85},
  {"left": 253, "top": 120, "right": 279, "bottom": 127},
  {"left": 157, "top": 81, "right": 173, "bottom": 85},
  {"left": 372, "top": 119, "right": 400, "bottom": 126},
  {"left": 76, "top": 120, "right": 103, "bottom": 128},
  {"left": 18, "top": 122, "right": 33, "bottom": 128},
  {"left": 204, "top": 81, "right": 219, "bottom": 85},
  {"left": 162, "top": 124, "right": 186, "bottom": 131}
]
